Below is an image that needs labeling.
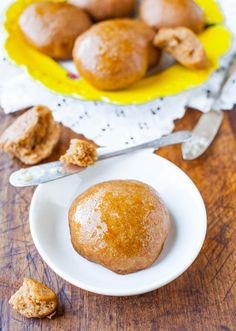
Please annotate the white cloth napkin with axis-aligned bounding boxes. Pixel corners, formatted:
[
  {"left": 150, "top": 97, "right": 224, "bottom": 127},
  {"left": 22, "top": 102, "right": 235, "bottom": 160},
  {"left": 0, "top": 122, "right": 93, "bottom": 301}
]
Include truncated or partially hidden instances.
[{"left": 0, "top": 0, "right": 236, "bottom": 146}]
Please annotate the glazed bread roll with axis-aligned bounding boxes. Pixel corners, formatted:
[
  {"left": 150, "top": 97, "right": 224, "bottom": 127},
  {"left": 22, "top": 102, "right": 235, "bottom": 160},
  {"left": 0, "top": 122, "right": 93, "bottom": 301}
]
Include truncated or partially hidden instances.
[
  {"left": 68, "top": 0, "right": 135, "bottom": 21},
  {"left": 140, "top": 0, "right": 205, "bottom": 34},
  {"left": 19, "top": 2, "right": 92, "bottom": 60},
  {"left": 69, "top": 180, "right": 170, "bottom": 274},
  {"left": 73, "top": 19, "right": 160, "bottom": 90}
]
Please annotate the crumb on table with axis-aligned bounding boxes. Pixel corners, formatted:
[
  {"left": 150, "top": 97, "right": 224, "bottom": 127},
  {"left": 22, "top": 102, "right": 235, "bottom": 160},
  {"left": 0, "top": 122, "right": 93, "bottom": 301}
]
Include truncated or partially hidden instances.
[{"left": 9, "top": 278, "right": 58, "bottom": 319}]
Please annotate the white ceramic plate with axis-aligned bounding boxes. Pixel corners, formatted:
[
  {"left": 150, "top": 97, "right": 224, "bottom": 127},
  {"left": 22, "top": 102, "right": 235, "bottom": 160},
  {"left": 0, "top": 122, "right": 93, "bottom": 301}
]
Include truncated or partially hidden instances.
[{"left": 29, "top": 150, "right": 207, "bottom": 296}]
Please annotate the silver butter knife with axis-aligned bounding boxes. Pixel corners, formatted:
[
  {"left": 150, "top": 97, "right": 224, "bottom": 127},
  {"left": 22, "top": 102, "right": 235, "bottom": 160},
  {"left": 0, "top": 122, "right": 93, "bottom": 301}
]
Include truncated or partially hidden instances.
[
  {"left": 181, "top": 110, "right": 223, "bottom": 160},
  {"left": 182, "top": 64, "right": 234, "bottom": 160},
  {"left": 10, "top": 130, "right": 191, "bottom": 187}
]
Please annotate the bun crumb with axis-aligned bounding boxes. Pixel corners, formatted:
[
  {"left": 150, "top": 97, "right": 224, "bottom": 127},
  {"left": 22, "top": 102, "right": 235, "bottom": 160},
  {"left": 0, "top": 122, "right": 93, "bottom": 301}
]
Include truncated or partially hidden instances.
[
  {"left": 60, "top": 139, "right": 97, "bottom": 167},
  {"left": 9, "top": 278, "right": 58, "bottom": 318}
]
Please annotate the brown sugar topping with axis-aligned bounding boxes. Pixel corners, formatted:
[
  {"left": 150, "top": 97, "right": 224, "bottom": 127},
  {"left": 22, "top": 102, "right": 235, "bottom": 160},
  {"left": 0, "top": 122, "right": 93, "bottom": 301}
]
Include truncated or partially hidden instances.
[{"left": 69, "top": 180, "right": 171, "bottom": 274}]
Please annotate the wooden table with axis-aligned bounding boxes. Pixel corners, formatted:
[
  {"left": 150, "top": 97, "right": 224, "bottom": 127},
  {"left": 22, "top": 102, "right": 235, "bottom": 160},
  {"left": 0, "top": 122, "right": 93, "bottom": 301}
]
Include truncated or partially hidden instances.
[{"left": 0, "top": 108, "right": 235, "bottom": 331}]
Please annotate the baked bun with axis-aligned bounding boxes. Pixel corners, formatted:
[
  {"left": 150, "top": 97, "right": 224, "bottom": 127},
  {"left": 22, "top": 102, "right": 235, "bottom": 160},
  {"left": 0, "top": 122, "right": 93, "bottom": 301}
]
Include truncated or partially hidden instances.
[
  {"left": 68, "top": 0, "right": 135, "bottom": 21},
  {"left": 125, "top": 19, "right": 161, "bottom": 69},
  {"left": 69, "top": 180, "right": 170, "bottom": 274},
  {"left": 19, "top": 2, "right": 92, "bottom": 60},
  {"left": 140, "top": 0, "right": 205, "bottom": 34},
  {"left": 0, "top": 106, "right": 60, "bottom": 165},
  {"left": 153, "top": 27, "right": 206, "bottom": 69},
  {"left": 73, "top": 19, "right": 160, "bottom": 90}
]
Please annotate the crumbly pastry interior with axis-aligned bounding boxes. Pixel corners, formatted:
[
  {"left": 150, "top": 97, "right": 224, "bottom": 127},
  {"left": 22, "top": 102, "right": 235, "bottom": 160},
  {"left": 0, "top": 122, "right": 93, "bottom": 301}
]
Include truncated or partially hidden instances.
[
  {"left": 69, "top": 180, "right": 171, "bottom": 274},
  {"left": 0, "top": 105, "right": 60, "bottom": 165},
  {"left": 60, "top": 139, "right": 97, "bottom": 167},
  {"left": 9, "top": 278, "right": 58, "bottom": 318},
  {"left": 153, "top": 27, "right": 206, "bottom": 69}
]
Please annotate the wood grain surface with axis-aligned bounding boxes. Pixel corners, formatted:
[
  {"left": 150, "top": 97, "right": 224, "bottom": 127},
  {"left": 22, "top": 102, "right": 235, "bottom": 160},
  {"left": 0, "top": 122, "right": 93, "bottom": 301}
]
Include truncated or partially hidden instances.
[{"left": 0, "top": 108, "right": 235, "bottom": 331}]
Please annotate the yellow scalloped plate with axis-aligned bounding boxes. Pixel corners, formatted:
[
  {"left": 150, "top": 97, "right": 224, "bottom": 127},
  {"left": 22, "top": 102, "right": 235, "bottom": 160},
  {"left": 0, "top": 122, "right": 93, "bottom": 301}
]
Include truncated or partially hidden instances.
[{"left": 4, "top": 0, "right": 232, "bottom": 105}]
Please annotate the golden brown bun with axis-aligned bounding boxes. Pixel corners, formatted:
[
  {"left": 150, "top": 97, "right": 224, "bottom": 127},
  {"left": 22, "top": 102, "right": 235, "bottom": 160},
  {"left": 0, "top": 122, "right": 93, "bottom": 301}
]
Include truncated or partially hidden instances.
[
  {"left": 69, "top": 180, "right": 170, "bottom": 274},
  {"left": 19, "top": 2, "right": 92, "bottom": 60},
  {"left": 73, "top": 19, "right": 160, "bottom": 90},
  {"left": 0, "top": 106, "right": 60, "bottom": 165},
  {"left": 123, "top": 19, "right": 161, "bottom": 69},
  {"left": 68, "top": 0, "right": 135, "bottom": 21},
  {"left": 154, "top": 27, "right": 207, "bottom": 69},
  {"left": 9, "top": 278, "right": 58, "bottom": 318},
  {"left": 140, "top": 0, "right": 205, "bottom": 34}
]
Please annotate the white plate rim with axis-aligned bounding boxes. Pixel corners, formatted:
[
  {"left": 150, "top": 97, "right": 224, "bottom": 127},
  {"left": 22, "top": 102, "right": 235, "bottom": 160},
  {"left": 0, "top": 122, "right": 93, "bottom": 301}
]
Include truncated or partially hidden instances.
[{"left": 29, "top": 153, "right": 207, "bottom": 296}]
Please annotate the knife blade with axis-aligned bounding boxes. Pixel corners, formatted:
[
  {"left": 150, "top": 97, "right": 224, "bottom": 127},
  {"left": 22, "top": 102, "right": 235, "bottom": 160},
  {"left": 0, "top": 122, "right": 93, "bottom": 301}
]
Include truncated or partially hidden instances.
[
  {"left": 182, "top": 62, "right": 234, "bottom": 160},
  {"left": 182, "top": 110, "right": 223, "bottom": 160},
  {"left": 9, "top": 130, "right": 191, "bottom": 187}
]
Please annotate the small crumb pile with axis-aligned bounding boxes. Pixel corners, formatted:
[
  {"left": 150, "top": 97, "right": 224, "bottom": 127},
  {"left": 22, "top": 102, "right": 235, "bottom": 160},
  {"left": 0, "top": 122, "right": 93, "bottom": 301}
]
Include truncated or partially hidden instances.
[
  {"left": 60, "top": 139, "right": 97, "bottom": 167},
  {"left": 9, "top": 278, "right": 58, "bottom": 319}
]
